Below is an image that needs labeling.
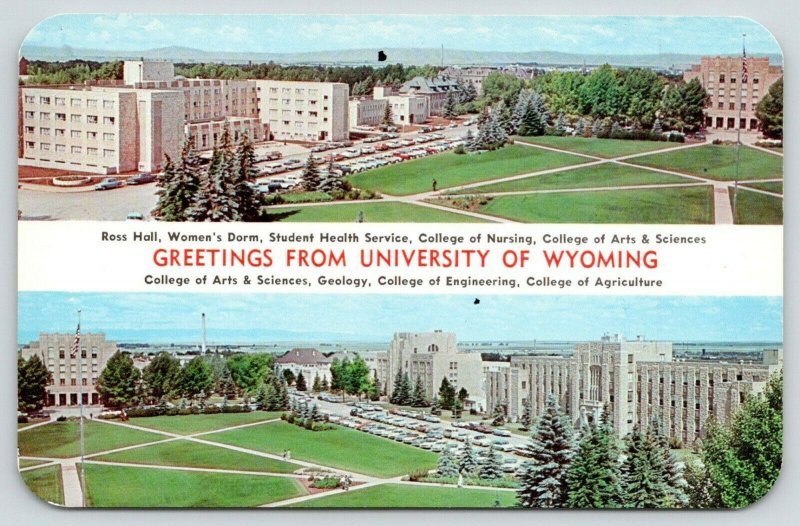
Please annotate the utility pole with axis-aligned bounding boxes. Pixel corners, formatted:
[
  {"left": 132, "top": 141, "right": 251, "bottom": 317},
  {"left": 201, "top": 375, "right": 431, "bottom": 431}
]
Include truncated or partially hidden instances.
[{"left": 733, "top": 33, "right": 747, "bottom": 224}]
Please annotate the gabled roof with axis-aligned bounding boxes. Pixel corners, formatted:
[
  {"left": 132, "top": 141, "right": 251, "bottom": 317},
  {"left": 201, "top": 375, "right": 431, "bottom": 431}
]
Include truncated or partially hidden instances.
[
  {"left": 400, "top": 76, "right": 460, "bottom": 94},
  {"left": 275, "top": 348, "right": 332, "bottom": 365}
]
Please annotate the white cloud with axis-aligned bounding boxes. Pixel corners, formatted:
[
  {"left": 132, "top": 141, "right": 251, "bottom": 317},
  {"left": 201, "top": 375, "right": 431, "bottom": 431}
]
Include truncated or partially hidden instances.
[
  {"left": 92, "top": 14, "right": 132, "bottom": 29},
  {"left": 143, "top": 19, "right": 166, "bottom": 33},
  {"left": 217, "top": 25, "right": 249, "bottom": 42}
]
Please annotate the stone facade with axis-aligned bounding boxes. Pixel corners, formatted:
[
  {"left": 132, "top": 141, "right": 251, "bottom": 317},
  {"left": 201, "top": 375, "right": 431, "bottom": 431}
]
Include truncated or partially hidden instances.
[
  {"left": 486, "top": 335, "right": 781, "bottom": 446},
  {"left": 376, "top": 331, "right": 485, "bottom": 409},
  {"left": 683, "top": 56, "right": 782, "bottom": 132},
  {"left": 20, "top": 333, "right": 118, "bottom": 407}
]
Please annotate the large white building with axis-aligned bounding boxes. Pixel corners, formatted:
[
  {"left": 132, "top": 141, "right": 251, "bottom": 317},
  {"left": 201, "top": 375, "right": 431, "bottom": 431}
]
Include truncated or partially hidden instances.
[{"left": 255, "top": 80, "right": 349, "bottom": 142}]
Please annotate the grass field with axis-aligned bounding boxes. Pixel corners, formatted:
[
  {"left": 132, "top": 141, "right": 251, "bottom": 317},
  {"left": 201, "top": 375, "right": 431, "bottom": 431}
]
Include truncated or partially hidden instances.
[
  {"left": 206, "top": 421, "right": 437, "bottom": 477},
  {"left": 288, "top": 483, "right": 517, "bottom": 508},
  {"left": 19, "top": 459, "right": 52, "bottom": 468},
  {"left": 20, "top": 464, "right": 64, "bottom": 505},
  {"left": 514, "top": 135, "right": 680, "bottom": 158},
  {"left": 262, "top": 201, "right": 487, "bottom": 223},
  {"left": 279, "top": 191, "right": 334, "bottom": 203},
  {"left": 730, "top": 188, "right": 783, "bottom": 225},
  {"left": 476, "top": 186, "right": 715, "bottom": 224},
  {"left": 127, "top": 411, "right": 284, "bottom": 435},
  {"left": 83, "top": 463, "right": 306, "bottom": 507},
  {"left": 741, "top": 181, "right": 783, "bottom": 194},
  {"left": 18, "top": 421, "right": 163, "bottom": 458},
  {"left": 92, "top": 439, "right": 299, "bottom": 473},
  {"left": 628, "top": 144, "right": 783, "bottom": 181},
  {"left": 347, "top": 145, "right": 587, "bottom": 195},
  {"left": 451, "top": 163, "right": 693, "bottom": 194}
]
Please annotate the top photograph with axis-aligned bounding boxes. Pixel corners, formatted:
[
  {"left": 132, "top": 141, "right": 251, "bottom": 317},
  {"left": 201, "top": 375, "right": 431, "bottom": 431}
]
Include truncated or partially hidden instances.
[{"left": 17, "top": 15, "right": 783, "bottom": 224}]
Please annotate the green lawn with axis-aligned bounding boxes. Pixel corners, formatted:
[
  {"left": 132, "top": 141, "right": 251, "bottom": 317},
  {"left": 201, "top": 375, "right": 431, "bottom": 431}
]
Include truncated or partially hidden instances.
[
  {"left": 289, "top": 483, "right": 517, "bottom": 508},
  {"left": 476, "top": 186, "right": 715, "bottom": 224},
  {"left": 347, "top": 145, "right": 587, "bottom": 195},
  {"left": 451, "top": 163, "right": 693, "bottom": 194},
  {"left": 93, "top": 439, "right": 299, "bottom": 473},
  {"left": 262, "top": 201, "right": 488, "bottom": 223},
  {"left": 20, "top": 464, "right": 64, "bottom": 505},
  {"left": 18, "top": 420, "right": 164, "bottom": 458},
  {"left": 742, "top": 181, "right": 783, "bottom": 194},
  {"left": 83, "top": 463, "right": 306, "bottom": 507},
  {"left": 206, "top": 421, "right": 437, "bottom": 478},
  {"left": 128, "top": 411, "right": 284, "bottom": 435},
  {"left": 628, "top": 144, "right": 783, "bottom": 181},
  {"left": 514, "top": 135, "right": 680, "bottom": 158},
  {"left": 730, "top": 188, "right": 783, "bottom": 225}
]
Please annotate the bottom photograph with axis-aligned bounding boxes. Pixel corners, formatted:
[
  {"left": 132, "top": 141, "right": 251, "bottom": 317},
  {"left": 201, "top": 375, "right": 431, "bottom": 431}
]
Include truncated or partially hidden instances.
[{"left": 16, "top": 293, "right": 783, "bottom": 509}]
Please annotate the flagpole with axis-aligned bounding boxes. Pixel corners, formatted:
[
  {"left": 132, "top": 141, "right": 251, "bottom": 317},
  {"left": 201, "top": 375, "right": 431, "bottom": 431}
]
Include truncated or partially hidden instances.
[
  {"left": 733, "top": 33, "right": 746, "bottom": 224},
  {"left": 77, "top": 309, "right": 86, "bottom": 508}
]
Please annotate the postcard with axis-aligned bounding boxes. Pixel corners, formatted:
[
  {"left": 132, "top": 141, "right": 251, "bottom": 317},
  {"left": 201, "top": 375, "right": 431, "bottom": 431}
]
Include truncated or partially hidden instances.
[{"left": 16, "top": 14, "right": 783, "bottom": 509}]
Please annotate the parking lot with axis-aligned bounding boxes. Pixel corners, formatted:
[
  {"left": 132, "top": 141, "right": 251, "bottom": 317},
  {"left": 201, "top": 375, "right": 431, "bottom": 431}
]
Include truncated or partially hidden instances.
[
  {"left": 296, "top": 391, "right": 529, "bottom": 476},
  {"left": 18, "top": 123, "right": 475, "bottom": 221}
]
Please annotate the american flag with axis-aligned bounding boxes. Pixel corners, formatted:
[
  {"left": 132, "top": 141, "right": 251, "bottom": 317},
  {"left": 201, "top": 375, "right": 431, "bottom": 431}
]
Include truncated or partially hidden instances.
[
  {"left": 71, "top": 322, "right": 80, "bottom": 358},
  {"left": 742, "top": 45, "right": 748, "bottom": 84}
]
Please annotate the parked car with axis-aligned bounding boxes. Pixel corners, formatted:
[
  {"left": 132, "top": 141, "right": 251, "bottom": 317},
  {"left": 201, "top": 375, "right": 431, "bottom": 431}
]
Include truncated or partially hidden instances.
[
  {"left": 126, "top": 173, "right": 157, "bottom": 185},
  {"left": 493, "top": 429, "right": 512, "bottom": 437},
  {"left": 126, "top": 212, "right": 145, "bottom": 221},
  {"left": 268, "top": 178, "right": 297, "bottom": 190},
  {"left": 264, "top": 151, "right": 283, "bottom": 161},
  {"left": 94, "top": 177, "right": 122, "bottom": 190}
]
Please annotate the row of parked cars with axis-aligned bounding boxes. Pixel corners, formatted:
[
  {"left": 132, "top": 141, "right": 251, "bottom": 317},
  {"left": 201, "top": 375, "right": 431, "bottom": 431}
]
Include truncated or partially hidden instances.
[{"left": 94, "top": 172, "right": 157, "bottom": 191}]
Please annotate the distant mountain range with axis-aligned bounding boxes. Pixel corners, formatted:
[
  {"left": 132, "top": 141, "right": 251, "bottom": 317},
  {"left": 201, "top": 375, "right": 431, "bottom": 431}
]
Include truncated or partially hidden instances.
[{"left": 20, "top": 45, "right": 783, "bottom": 69}]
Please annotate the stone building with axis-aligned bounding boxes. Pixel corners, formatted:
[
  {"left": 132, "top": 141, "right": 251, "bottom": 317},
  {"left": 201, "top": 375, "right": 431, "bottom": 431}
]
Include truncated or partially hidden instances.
[
  {"left": 375, "top": 331, "right": 485, "bottom": 409},
  {"left": 683, "top": 56, "right": 782, "bottom": 133},
  {"left": 274, "top": 348, "right": 334, "bottom": 385},
  {"left": 398, "top": 76, "right": 460, "bottom": 116},
  {"left": 485, "top": 334, "right": 782, "bottom": 446},
  {"left": 20, "top": 333, "right": 118, "bottom": 407}
]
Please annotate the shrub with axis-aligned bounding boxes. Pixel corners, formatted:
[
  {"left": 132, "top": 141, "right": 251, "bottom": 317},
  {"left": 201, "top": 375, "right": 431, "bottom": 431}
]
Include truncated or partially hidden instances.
[
  {"left": 407, "top": 469, "right": 431, "bottom": 482},
  {"left": 221, "top": 404, "right": 250, "bottom": 413},
  {"left": 311, "top": 477, "right": 341, "bottom": 489},
  {"left": 18, "top": 415, "right": 28, "bottom": 424},
  {"left": 418, "top": 475, "right": 520, "bottom": 488},
  {"left": 453, "top": 144, "right": 466, "bottom": 155},
  {"left": 262, "top": 194, "right": 285, "bottom": 206},
  {"left": 56, "top": 415, "right": 67, "bottom": 422},
  {"left": 669, "top": 436, "right": 684, "bottom": 449}
]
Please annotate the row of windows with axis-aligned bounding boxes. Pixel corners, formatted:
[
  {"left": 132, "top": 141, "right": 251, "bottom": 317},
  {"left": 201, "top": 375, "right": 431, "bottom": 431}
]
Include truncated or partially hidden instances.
[
  {"left": 23, "top": 112, "right": 116, "bottom": 125},
  {"left": 265, "top": 87, "right": 321, "bottom": 97},
  {"left": 24, "top": 127, "right": 115, "bottom": 141},
  {"left": 24, "top": 95, "right": 116, "bottom": 109},
  {"left": 25, "top": 142, "right": 115, "bottom": 157},
  {"left": 707, "top": 72, "right": 761, "bottom": 84}
]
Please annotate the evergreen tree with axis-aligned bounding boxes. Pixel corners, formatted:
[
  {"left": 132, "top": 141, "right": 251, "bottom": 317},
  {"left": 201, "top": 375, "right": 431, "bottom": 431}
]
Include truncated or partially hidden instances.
[
  {"left": 277, "top": 378, "right": 290, "bottom": 410},
  {"left": 649, "top": 416, "right": 688, "bottom": 507},
  {"left": 187, "top": 147, "right": 239, "bottom": 222},
  {"left": 396, "top": 372, "right": 412, "bottom": 405},
  {"left": 390, "top": 371, "right": 404, "bottom": 405},
  {"left": 430, "top": 395, "right": 441, "bottom": 416},
  {"left": 591, "top": 117, "right": 603, "bottom": 136},
  {"left": 17, "top": 355, "right": 52, "bottom": 411},
  {"left": 443, "top": 91, "right": 459, "bottom": 119},
  {"left": 555, "top": 113, "right": 567, "bottom": 134},
  {"left": 310, "top": 403, "right": 321, "bottom": 422},
  {"left": 282, "top": 368, "right": 296, "bottom": 386},
  {"left": 312, "top": 373, "right": 321, "bottom": 393},
  {"left": 381, "top": 102, "right": 394, "bottom": 128},
  {"left": 295, "top": 371, "right": 307, "bottom": 392},
  {"left": 463, "top": 81, "right": 478, "bottom": 104},
  {"left": 492, "top": 403, "right": 506, "bottom": 426},
  {"left": 458, "top": 439, "right": 480, "bottom": 475},
  {"left": 611, "top": 121, "right": 623, "bottom": 136},
  {"left": 565, "top": 416, "right": 623, "bottom": 508},
  {"left": 97, "top": 351, "right": 141, "bottom": 408},
  {"left": 153, "top": 139, "right": 202, "bottom": 221},
  {"left": 411, "top": 376, "right": 428, "bottom": 407},
  {"left": 458, "top": 387, "right": 469, "bottom": 404},
  {"left": 232, "top": 133, "right": 262, "bottom": 221},
  {"left": 452, "top": 398, "right": 463, "bottom": 419},
  {"left": 438, "top": 377, "right": 455, "bottom": 410},
  {"left": 216, "top": 361, "right": 237, "bottom": 399},
  {"left": 517, "top": 394, "right": 573, "bottom": 508},
  {"left": 520, "top": 398, "right": 533, "bottom": 432},
  {"left": 320, "top": 376, "right": 329, "bottom": 392},
  {"left": 479, "top": 445, "right": 504, "bottom": 480},
  {"left": 300, "top": 153, "right": 321, "bottom": 192},
  {"left": 574, "top": 117, "right": 586, "bottom": 136},
  {"left": 437, "top": 449, "right": 460, "bottom": 477},
  {"left": 256, "top": 381, "right": 275, "bottom": 410},
  {"left": 620, "top": 426, "right": 668, "bottom": 508},
  {"left": 141, "top": 352, "right": 181, "bottom": 403},
  {"left": 651, "top": 118, "right": 663, "bottom": 134}
]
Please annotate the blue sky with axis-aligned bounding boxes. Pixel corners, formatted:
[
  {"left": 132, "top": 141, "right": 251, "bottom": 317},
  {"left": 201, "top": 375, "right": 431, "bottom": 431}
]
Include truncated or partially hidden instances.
[
  {"left": 18, "top": 293, "right": 783, "bottom": 344},
  {"left": 22, "top": 15, "right": 781, "bottom": 56}
]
